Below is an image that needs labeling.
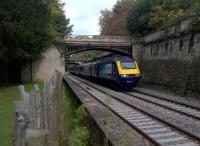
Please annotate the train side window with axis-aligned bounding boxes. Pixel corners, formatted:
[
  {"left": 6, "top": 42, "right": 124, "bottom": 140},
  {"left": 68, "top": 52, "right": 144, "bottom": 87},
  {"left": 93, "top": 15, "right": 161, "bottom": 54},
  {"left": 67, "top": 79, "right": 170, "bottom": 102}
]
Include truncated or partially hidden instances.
[{"left": 99, "top": 63, "right": 112, "bottom": 78}]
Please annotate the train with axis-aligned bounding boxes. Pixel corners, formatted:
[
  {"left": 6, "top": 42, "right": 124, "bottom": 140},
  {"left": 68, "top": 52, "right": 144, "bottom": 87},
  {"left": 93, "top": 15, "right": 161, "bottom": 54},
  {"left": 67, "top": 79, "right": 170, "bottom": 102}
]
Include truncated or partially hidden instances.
[{"left": 68, "top": 54, "right": 141, "bottom": 90}]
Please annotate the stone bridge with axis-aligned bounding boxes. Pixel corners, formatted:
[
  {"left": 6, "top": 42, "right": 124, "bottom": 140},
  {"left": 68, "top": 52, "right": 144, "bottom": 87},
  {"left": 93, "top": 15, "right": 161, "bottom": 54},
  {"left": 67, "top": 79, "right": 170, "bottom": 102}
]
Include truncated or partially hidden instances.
[{"left": 65, "top": 35, "right": 133, "bottom": 56}]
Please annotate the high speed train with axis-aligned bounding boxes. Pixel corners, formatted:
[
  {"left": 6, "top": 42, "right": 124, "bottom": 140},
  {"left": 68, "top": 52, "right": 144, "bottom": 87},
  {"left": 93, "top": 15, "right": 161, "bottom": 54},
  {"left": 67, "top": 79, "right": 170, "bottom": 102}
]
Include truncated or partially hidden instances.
[{"left": 68, "top": 54, "right": 141, "bottom": 89}]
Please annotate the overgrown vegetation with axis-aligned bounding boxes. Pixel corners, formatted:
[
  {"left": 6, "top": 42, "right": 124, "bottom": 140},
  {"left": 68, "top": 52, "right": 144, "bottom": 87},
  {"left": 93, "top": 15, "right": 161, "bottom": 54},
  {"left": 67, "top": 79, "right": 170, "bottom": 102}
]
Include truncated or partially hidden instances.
[
  {"left": 62, "top": 83, "right": 110, "bottom": 146},
  {"left": 62, "top": 83, "right": 90, "bottom": 146},
  {"left": 98, "top": 0, "right": 200, "bottom": 36},
  {"left": 0, "top": 83, "right": 42, "bottom": 146}
]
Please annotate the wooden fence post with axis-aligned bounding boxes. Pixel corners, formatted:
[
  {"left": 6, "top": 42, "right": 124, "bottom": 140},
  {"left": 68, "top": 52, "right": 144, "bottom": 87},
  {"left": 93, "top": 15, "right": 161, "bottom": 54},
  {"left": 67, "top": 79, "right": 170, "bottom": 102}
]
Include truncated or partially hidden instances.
[{"left": 34, "top": 84, "right": 42, "bottom": 129}]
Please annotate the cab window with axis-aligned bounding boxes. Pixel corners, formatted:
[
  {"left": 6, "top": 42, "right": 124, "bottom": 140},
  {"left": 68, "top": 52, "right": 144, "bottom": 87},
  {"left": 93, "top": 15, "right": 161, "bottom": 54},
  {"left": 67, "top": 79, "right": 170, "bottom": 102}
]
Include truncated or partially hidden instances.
[{"left": 120, "top": 62, "right": 136, "bottom": 69}]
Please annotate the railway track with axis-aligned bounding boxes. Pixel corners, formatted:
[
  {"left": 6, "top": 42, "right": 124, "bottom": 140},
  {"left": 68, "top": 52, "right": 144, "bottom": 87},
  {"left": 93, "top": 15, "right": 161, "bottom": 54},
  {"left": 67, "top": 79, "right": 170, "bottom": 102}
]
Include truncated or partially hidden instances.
[
  {"left": 126, "top": 91, "right": 200, "bottom": 121},
  {"left": 67, "top": 74, "right": 200, "bottom": 146},
  {"left": 132, "top": 89, "right": 200, "bottom": 111}
]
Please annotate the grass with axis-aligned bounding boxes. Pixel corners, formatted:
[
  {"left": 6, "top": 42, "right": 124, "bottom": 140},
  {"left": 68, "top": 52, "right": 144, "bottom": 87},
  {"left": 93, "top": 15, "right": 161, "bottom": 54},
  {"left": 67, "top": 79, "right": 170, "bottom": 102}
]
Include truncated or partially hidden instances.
[{"left": 0, "top": 82, "right": 42, "bottom": 146}]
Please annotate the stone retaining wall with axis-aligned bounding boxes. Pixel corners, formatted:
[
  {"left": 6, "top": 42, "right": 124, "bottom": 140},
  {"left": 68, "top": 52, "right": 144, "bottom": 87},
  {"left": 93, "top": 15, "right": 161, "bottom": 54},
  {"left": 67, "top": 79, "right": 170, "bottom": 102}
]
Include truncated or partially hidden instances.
[
  {"left": 134, "top": 13, "right": 200, "bottom": 95},
  {"left": 21, "top": 46, "right": 65, "bottom": 82}
]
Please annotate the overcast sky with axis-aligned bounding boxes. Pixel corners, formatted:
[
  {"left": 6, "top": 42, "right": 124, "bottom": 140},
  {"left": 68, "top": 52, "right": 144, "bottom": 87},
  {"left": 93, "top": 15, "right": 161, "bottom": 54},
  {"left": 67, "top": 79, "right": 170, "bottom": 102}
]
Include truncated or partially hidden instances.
[{"left": 62, "top": 0, "right": 117, "bottom": 35}]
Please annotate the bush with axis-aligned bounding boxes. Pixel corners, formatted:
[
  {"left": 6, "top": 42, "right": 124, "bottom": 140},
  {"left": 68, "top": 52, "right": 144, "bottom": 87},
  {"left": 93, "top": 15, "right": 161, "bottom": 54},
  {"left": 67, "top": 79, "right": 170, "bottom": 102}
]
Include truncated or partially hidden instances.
[{"left": 68, "top": 127, "right": 89, "bottom": 146}]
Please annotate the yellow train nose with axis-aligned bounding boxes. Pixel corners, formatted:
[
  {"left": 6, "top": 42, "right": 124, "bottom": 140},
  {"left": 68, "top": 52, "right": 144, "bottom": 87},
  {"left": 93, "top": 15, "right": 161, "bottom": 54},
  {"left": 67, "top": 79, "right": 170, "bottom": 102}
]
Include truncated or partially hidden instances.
[{"left": 116, "top": 61, "right": 140, "bottom": 75}]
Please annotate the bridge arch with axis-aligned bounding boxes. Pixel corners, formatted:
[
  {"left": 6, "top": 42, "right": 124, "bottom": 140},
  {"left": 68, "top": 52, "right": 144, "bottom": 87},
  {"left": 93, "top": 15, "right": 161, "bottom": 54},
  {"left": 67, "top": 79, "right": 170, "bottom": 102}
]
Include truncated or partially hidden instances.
[{"left": 65, "top": 35, "right": 133, "bottom": 56}]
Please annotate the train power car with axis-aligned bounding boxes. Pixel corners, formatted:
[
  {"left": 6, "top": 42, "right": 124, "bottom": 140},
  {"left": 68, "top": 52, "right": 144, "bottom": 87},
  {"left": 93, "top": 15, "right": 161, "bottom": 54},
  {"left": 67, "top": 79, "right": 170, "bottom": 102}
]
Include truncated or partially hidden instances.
[{"left": 68, "top": 54, "right": 141, "bottom": 90}]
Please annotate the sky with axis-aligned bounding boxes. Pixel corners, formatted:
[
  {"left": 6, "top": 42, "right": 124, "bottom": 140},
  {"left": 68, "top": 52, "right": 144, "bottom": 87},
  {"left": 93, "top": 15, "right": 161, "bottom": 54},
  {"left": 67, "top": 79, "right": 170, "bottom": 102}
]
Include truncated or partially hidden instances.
[{"left": 62, "top": 0, "right": 118, "bottom": 35}]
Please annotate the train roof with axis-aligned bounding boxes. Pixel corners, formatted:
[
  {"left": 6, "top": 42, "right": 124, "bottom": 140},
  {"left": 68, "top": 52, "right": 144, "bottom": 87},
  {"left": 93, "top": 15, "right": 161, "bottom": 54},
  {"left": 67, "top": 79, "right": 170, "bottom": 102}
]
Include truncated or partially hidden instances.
[
  {"left": 69, "top": 54, "right": 135, "bottom": 68},
  {"left": 93, "top": 54, "right": 134, "bottom": 63}
]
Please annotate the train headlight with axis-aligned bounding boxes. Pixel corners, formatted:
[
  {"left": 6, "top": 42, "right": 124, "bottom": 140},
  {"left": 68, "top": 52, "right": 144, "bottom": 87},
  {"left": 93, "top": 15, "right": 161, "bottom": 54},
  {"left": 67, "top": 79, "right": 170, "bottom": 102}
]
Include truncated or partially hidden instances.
[
  {"left": 121, "top": 75, "right": 127, "bottom": 77},
  {"left": 135, "top": 74, "right": 141, "bottom": 77}
]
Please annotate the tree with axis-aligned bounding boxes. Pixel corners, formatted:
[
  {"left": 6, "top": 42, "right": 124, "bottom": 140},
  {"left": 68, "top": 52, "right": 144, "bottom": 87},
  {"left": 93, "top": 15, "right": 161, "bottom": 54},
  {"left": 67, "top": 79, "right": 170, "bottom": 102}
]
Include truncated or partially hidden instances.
[
  {"left": 0, "top": 0, "right": 72, "bottom": 83},
  {"left": 127, "top": 0, "right": 157, "bottom": 36},
  {"left": 49, "top": 0, "right": 72, "bottom": 41},
  {"left": 126, "top": 0, "right": 200, "bottom": 36},
  {"left": 148, "top": 5, "right": 184, "bottom": 30},
  {"left": 99, "top": 9, "right": 113, "bottom": 35},
  {"left": 98, "top": 0, "right": 133, "bottom": 36}
]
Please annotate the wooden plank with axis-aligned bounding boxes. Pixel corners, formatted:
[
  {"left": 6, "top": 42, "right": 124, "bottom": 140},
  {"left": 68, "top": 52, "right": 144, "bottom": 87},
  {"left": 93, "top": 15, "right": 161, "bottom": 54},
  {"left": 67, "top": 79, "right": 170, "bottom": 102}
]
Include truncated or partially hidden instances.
[
  {"left": 18, "top": 85, "right": 26, "bottom": 99},
  {"left": 15, "top": 114, "right": 26, "bottom": 146},
  {"left": 34, "top": 84, "right": 39, "bottom": 91},
  {"left": 40, "top": 91, "right": 45, "bottom": 129},
  {"left": 18, "top": 85, "right": 31, "bottom": 113},
  {"left": 43, "top": 80, "right": 51, "bottom": 130},
  {"left": 23, "top": 93, "right": 30, "bottom": 114},
  {"left": 51, "top": 71, "right": 63, "bottom": 142},
  {"left": 50, "top": 72, "right": 56, "bottom": 142},
  {"left": 30, "top": 91, "right": 37, "bottom": 128},
  {"left": 13, "top": 101, "right": 28, "bottom": 146},
  {"left": 13, "top": 100, "right": 23, "bottom": 113},
  {"left": 34, "top": 84, "right": 42, "bottom": 129}
]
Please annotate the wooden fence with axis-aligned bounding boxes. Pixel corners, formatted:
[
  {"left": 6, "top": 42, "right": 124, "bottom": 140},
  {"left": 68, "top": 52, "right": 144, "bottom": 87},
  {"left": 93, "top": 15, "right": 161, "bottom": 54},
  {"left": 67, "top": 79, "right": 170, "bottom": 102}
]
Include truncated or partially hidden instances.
[{"left": 13, "top": 71, "right": 63, "bottom": 146}]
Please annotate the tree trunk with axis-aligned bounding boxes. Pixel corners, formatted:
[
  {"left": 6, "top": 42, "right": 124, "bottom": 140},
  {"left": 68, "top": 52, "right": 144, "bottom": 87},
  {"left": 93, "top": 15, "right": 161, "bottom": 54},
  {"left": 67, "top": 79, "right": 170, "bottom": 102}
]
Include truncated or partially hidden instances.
[{"left": 30, "top": 60, "right": 33, "bottom": 83}]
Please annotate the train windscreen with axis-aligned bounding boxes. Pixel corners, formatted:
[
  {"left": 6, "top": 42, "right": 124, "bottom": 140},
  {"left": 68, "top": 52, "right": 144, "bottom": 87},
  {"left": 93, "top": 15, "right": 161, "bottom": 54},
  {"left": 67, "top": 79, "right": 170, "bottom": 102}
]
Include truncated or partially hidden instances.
[{"left": 120, "top": 62, "right": 136, "bottom": 69}]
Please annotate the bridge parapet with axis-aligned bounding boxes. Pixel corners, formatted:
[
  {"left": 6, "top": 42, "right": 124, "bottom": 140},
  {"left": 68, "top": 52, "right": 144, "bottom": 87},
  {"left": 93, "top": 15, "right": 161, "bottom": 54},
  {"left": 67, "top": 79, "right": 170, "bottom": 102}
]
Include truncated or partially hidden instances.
[{"left": 66, "top": 35, "right": 132, "bottom": 43}]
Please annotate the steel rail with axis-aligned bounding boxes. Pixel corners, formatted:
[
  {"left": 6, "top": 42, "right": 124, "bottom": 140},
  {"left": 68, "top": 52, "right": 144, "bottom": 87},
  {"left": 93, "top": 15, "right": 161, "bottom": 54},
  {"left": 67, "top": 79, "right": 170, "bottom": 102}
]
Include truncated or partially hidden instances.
[
  {"left": 132, "top": 89, "right": 200, "bottom": 111},
  {"left": 125, "top": 92, "right": 200, "bottom": 121}
]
